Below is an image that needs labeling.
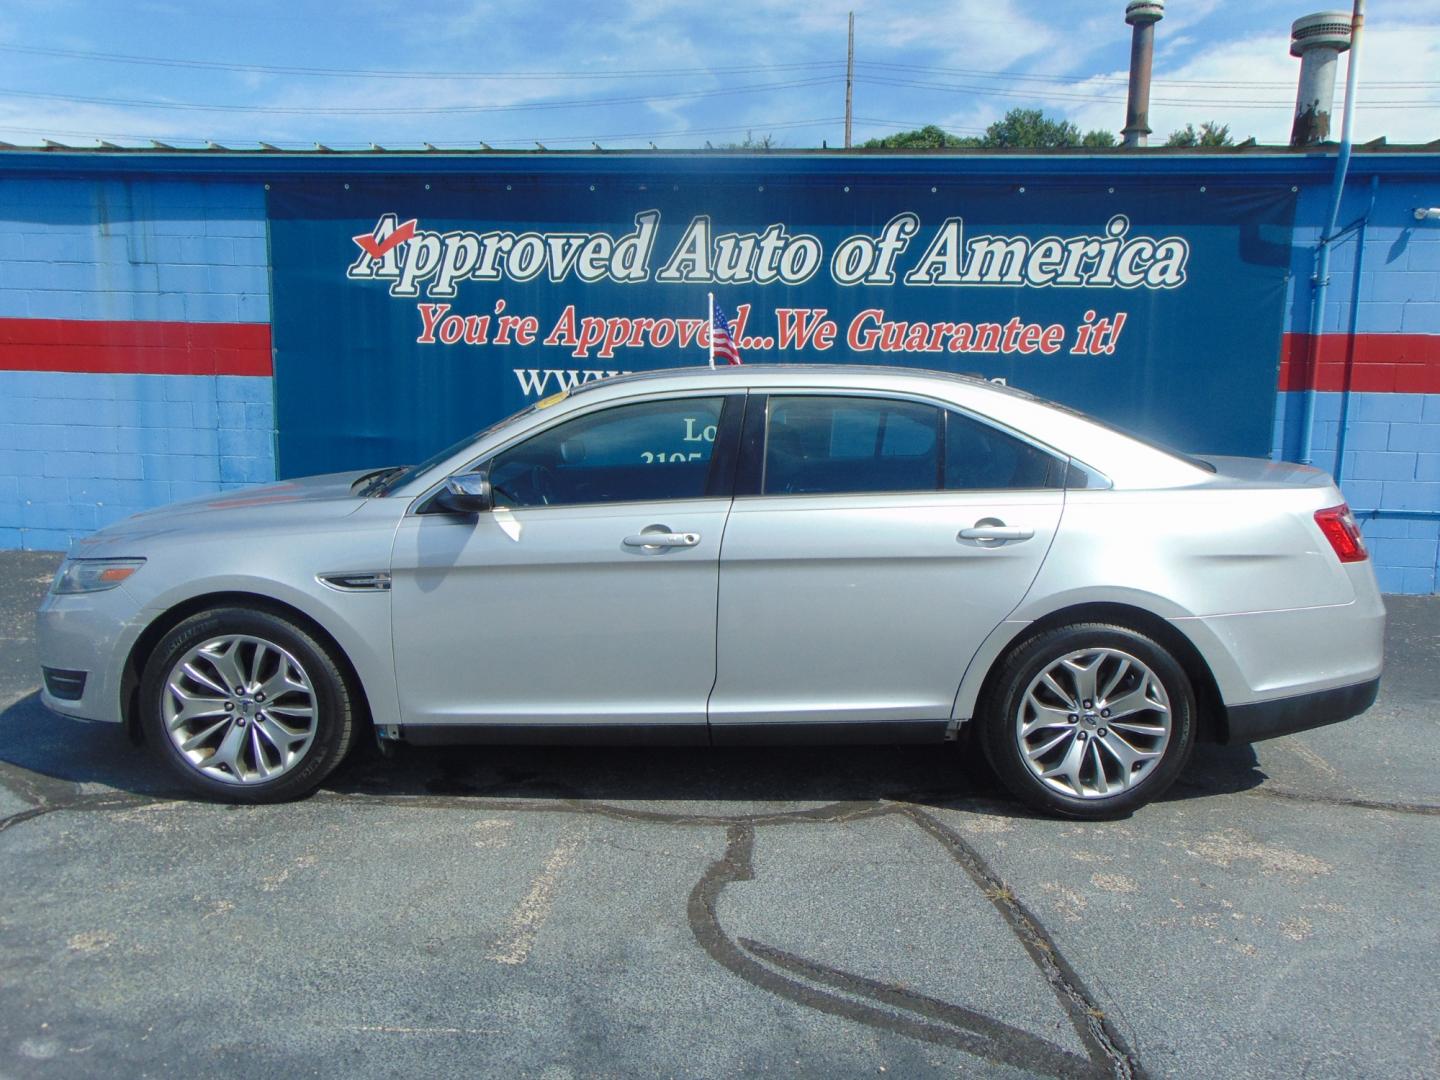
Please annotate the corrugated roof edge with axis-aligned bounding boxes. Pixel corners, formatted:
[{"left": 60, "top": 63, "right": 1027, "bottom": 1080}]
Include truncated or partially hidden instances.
[
  {"left": 1, "top": 141, "right": 1438, "bottom": 155},
  {"left": 0, "top": 145, "right": 1436, "bottom": 179}
]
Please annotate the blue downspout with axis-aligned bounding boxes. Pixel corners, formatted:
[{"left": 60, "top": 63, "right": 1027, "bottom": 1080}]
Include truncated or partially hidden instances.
[
  {"left": 1298, "top": 0, "right": 1364, "bottom": 466},
  {"left": 1332, "top": 173, "right": 1380, "bottom": 484}
]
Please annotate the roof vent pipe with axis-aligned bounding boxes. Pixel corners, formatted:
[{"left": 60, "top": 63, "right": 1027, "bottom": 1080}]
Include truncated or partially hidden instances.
[
  {"left": 1122, "top": 1, "right": 1164, "bottom": 148},
  {"left": 1290, "top": 12, "right": 1353, "bottom": 146}
]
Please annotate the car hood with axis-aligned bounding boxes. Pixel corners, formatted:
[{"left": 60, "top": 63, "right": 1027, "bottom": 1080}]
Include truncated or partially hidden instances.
[{"left": 73, "top": 469, "right": 378, "bottom": 551}]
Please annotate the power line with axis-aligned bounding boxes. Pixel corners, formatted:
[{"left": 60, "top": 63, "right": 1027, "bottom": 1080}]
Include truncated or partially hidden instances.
[
  {"left": 855, "top": 60, "right": 1440, "bottom": 90},
  {"left": 0, "top": 42, "right": 846, "bottom": 81},
  {"left": 0, "top": 116, "right": 858, "bottom": 148},
  {"left": 0, "top": 76, "right": 845, "bottom": 115},
  {"left": 853, "top": 116, "right": 989, "bottom": 135},
  {"left": 855, "top": 74, "right": 1435, "bottom": 109},
  {"left": 4, "top": 42, "right": 1435, "bottom": 91}
]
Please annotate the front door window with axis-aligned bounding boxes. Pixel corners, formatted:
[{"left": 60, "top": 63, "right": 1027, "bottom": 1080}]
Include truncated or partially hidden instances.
[{"left": 487, "top": 396, "right": 726, "bottom": 508}]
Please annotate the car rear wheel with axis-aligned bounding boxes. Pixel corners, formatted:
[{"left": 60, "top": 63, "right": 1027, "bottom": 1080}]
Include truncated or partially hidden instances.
[
  {"left": 980, "top": 622, "right": 1196, "bottom": 819},
  {"left": 140, "top": 607, "right": 356, "bottom": 803}
]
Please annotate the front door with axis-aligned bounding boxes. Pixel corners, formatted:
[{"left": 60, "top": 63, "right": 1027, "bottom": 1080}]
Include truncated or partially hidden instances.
[{"left": 390, "top": 393, "right": 738, "bottom": 733}]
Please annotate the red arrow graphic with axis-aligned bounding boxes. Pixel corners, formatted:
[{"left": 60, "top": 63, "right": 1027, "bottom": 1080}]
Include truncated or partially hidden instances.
[{"left": 352, "top": 217, "right": 418, "bottom": 261}]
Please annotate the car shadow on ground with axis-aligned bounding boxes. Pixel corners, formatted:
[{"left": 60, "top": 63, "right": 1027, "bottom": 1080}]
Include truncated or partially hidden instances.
[{"left": 0, "top": 690, "right": 1268, "bottom": 816}]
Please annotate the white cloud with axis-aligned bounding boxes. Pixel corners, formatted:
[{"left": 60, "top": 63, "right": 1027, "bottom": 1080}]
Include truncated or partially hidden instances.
[{"left": 0, "top": 0, "right": 1432, "bottom": 149}]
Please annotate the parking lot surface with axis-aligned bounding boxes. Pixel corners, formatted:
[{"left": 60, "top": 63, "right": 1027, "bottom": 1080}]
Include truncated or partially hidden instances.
[{"left": 1, "top": 549, "right": 1436, "bottom": 1079}]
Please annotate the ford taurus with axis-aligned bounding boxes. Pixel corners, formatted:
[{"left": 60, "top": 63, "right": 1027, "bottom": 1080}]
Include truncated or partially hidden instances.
[{"left": 36, "top": 366, "right": 1384, "bottom": 817}]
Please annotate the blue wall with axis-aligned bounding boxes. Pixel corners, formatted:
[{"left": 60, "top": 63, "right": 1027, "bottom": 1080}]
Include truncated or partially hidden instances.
[
  {"left": 0, "top": 152, "right": 1436, "bottom": 593},
  {"left": 0, "top": 176, "right": 275, "bottom": 549},
  {"left": 1274, "top": 177, "right": 1440, "bottom": 595}
]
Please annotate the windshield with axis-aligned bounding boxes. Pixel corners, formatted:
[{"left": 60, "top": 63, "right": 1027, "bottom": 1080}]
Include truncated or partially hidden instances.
[{"left": 371, "top": 401, "right": 545, "bottom": 495}]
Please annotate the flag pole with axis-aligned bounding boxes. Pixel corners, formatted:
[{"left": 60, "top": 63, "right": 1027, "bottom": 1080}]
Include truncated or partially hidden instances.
[{"left": 707, "top": 291, "right": 716, "bottom": 369}]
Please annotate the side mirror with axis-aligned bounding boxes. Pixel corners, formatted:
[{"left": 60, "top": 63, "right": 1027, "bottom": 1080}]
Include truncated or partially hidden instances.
[{"left": 432, "top": 472, "right": 493, "bottom": 514}]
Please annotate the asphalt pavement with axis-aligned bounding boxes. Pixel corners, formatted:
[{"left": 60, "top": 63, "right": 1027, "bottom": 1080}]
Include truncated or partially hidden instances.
[{"left": 0, "top": 549, "right": 1436, "bottom": 1079}]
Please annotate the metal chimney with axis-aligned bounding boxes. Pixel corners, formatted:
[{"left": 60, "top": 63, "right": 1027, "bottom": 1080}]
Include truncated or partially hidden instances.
[
  {"left": 1289, "top": 12, "right": 1353, "bottom": 146},
  {"left": 1122, "top": 1, "right": 1164, "bottom": 148}
]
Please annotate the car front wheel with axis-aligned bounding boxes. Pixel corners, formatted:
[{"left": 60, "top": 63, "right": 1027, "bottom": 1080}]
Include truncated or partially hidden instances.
[
  {"left": 980, "top": 622, "right": 1196, "bottom": 819},
  {"left": 140, "top": 607, "right": 356, "bottom": 803}
]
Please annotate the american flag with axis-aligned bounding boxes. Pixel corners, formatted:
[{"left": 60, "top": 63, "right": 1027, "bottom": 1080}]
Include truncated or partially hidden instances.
[{"left": 711, "top": 304, "right": 743, "bottom": 366}]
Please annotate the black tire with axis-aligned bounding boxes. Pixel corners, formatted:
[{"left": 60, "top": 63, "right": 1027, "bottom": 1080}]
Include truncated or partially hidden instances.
[
  {"left": 979, "top": 622, "right": 1196, "bottom": 819},
  {"left": 139, "top": 607, "right": 357, "bottom": 803}
]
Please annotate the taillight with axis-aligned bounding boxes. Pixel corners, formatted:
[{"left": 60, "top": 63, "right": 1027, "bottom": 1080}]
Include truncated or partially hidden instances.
[{"left": 1314, "top": 504, "right": 1368, "bottom": 563}]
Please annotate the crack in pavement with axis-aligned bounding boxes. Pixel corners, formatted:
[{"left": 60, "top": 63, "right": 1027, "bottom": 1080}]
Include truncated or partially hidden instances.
[
  {"left": 0, "top": 768, "right": 1140, "bottom": 1075},
  {"left": 1245, "top": 785, "right": 1440, "bottom": 816},
  {"left": 0, "top": 792, "right": 156, "bottom": 834},
  {"left": 1, "top": 750, "right": 1429, "bottom": 1077},
  {"left": 904, "top": 807, "right": 1142, "bottom": 1077},
  {"left": 6, "top": 788, "right": 1144, "bottom": 1075},
  {"left": 688, "top": 817, "right": 1143, "bottom": 1079}
]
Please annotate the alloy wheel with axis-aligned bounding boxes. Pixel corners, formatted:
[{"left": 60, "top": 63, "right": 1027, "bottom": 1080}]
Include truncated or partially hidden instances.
[
  {"left": 161, "top": 634, "right": 318, "bottom": 785},
  {"left": 1014, "top": 647, "right": 1172, "bottom": 799}
]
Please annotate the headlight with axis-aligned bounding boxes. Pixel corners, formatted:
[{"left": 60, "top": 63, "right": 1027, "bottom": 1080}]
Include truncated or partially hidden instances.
[{"left": 53, "top": 558, "right": 146, "bottom": 595}]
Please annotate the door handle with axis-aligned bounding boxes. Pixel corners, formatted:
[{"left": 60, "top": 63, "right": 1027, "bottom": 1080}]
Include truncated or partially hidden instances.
[
  {"left": 958, "top": 524, "right": 1034, "bottom": 543},
  {"left": 623, "top": 531, "right": 701, "bottom": 549}
]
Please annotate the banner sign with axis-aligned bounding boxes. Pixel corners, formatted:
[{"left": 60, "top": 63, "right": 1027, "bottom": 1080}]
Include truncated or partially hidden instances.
[{"left": 268, "top": 167, "right": 1295, "bottom": 478}]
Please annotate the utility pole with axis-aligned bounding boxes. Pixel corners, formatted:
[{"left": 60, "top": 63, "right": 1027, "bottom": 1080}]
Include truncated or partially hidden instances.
[{"left": 844, "top": 11, "right": 854, "bottom": 149}]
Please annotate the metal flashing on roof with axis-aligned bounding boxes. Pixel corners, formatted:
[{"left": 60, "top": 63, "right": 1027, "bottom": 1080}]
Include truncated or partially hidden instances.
[
  {"left": 0, "top": 142, "right": 1435, "bottom": 183},
  {"left": 1, "top": 138, "right": 1438, "bottom": 157}
]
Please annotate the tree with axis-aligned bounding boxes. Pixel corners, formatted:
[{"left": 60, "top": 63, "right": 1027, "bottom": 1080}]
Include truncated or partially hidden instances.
[
  {"left": 1164, "top": 121, "right": 1234, "bottom": 148},
  {"left": 719, "top": 131, "right": 777, "bottom": 150},
  {"left": 861, "top": 109, "right": 1116, "bottom": 151},
  {"left": 860, "top": 124, "right": 976, "bottom": 149}
]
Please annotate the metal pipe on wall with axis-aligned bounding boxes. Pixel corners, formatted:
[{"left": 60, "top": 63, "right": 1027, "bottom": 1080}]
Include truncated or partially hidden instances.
[
  {"left": 1332, "top": 173, "right": 1380, "bottom": 487},
  {"left": 1297, "top": 0, "right": 1365, "bottom": 466}
]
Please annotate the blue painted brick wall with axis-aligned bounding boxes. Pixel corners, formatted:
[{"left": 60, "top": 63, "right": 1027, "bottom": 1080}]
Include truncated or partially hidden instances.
[
  {"left": 0, "top": 177, "right": 274, "bottom": 551},
  {"left": 0, "top": 372, "right": 275, "bottom": 550},
  {"left": 0, "top": 177, "right": 269, "bottom": 323},
  {"left": 1285, "top": 179, "right": 1440, "bottom": 337},
  {"left": 1275, "top": 177, "right": 1440, "bottom": 594}
]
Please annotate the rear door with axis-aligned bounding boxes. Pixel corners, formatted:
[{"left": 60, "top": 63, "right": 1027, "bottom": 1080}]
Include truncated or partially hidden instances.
[{"left": 709, "top": 392, "right": 1065, "bottom": 739}]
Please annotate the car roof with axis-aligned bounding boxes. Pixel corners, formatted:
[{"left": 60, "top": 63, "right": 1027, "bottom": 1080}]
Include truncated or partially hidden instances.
[{"left": 570, "top": 363, "right": 1021, "bottom": 396}]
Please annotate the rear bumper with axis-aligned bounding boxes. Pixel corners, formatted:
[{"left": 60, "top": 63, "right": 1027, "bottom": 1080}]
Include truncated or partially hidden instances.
[{"left": 1222, "top": 677, "right": 1381, "bottom": 744}]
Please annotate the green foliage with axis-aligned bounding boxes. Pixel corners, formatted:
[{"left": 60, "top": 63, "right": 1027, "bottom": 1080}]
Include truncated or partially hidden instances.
[
  {"left": 982, "top": 108, "right": 1070, "bottom": 148},
  {"left": 862, "top": 110, "right": 1117, "bottom": 151},
  {"left": 1164, "top": 121, "right": 1234, "bottom": 148},
  {"left": 860, "top": 124, "right": 976, "bottom": 149}
]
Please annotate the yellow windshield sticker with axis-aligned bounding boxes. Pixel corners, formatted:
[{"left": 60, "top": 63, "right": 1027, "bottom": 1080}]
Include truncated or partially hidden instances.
[{"left": 536, "top": 391, "right": 570, "bottom": 409}]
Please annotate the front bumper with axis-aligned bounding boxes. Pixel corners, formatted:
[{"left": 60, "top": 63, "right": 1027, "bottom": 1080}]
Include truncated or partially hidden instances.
[
  {"left": 35, "top": 583, "right": 147, "bottom": 724},
  {"left": 1222, "top": 677, "right": 1381, "bottom": 744}
]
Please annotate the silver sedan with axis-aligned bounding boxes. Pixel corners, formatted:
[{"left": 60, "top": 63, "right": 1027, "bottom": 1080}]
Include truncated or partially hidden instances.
[{"left": 36, "top": 366, "right": 1385, "bottom": 818}]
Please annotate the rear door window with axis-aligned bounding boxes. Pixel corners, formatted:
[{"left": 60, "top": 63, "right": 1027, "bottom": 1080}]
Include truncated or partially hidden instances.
[
  {"left": 944, "top": 410, "right": 1065, "bottom": 490},
  {"left": 759, "top": 395, "right": 1065, "bottom": 496},
  {"left": 762, "top": 396, "right": 942, "bottom": 495}
]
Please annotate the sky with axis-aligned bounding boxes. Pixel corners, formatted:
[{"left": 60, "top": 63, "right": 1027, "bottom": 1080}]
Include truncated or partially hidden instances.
[{"left": 0, "top": 0, "right": 1435, "bottom": 151}]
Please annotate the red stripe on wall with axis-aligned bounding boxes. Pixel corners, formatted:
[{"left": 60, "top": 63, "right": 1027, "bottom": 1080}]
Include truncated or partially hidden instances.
[
  {"left": 1279, "top": 332, "right": 1440, "bottom": 394},
  {"left": 0, "top": 318, "right": 272, "bottom": 376}
]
